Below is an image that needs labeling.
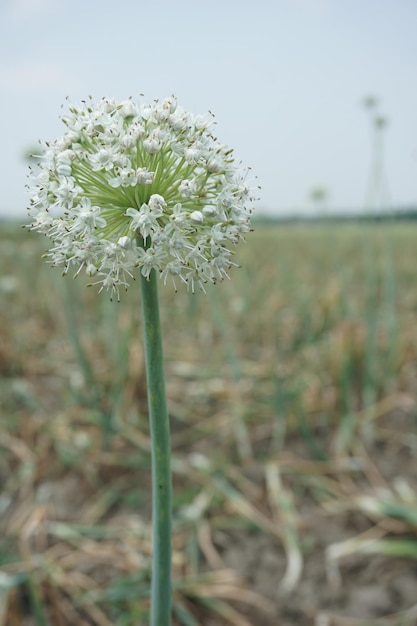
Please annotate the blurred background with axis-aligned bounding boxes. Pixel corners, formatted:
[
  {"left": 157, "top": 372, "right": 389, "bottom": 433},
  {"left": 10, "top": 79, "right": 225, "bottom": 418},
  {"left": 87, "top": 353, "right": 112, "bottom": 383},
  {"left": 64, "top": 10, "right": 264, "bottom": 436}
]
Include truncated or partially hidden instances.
[
  {"left": 1, "top": 1, "right": 417, "bottom": 625},
  {"left": 1, "top": 0, "right": 417, "bottom": 218}
]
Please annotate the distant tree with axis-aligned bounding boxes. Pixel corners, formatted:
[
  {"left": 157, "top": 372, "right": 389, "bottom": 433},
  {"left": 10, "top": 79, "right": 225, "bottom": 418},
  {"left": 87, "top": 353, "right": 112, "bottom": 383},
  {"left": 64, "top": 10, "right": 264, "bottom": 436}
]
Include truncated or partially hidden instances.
[{"left": 309, "top": 185, "right": 330, "bottom": 215}]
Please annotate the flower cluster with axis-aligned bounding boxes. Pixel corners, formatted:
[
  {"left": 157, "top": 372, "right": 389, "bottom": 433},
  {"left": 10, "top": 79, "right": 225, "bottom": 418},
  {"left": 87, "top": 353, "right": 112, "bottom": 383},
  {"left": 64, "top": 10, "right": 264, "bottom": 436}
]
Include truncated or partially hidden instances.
[{"left": 27, "top": 95, "right": 256, "bottom": 299}]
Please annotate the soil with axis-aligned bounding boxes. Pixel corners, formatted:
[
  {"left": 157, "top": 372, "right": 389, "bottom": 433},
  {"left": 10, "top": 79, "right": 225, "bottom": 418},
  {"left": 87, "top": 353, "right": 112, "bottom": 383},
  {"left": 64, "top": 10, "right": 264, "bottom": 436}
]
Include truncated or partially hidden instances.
[
  {"left": 205, "top": 411, "right": 417, "bottom": 625},
  {"left": 214, "top": 524, "right": 417, "bottom": 625}
]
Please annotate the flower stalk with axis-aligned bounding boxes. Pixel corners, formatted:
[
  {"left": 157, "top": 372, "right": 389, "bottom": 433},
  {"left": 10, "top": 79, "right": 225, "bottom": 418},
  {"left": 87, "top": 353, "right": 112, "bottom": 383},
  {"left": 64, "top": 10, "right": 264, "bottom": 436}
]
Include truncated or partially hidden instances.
[
  {"left": 140, "top": 262, "right": 172, "bottom": 625},
  {"left": 26, "top": 93, "right": 256, "bottom": 626}
]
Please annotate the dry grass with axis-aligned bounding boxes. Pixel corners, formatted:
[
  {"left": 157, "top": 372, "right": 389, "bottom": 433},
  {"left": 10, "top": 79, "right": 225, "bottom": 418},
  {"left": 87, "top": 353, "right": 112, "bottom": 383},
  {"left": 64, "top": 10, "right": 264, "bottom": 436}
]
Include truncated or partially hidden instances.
[{"left": 1, "top": 221, "right": 416, "bottom": 625}]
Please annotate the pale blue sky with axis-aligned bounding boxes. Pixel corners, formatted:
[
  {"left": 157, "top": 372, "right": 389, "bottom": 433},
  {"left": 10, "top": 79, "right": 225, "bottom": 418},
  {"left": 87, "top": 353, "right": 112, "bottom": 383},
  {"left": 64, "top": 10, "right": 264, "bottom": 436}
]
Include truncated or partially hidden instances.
[{"left": 1, "top": 0, "right": 416, "bottom": 217}]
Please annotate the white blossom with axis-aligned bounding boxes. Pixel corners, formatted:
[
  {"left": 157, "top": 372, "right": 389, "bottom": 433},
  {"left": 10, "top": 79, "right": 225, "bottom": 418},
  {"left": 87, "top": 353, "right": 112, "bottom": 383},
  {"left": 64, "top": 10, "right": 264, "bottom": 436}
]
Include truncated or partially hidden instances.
[
  {"left": 189, "top": 210, "right": 204, "bottom": 224},
  {"left": 178, "top": 179, "right": 197, "bottom": 198},
  {"left": 136, "top": 168, "right": 154, "bottom": 185},
  {"left": 89, "top": 146, "right": 119, "bottom": 171},
  {"left": 125, "top": 203, "right": 162, "bottom": 239},
  {"left": 27, "top": 93, "right": 256, "bottom": 299},
  {"left": 143, "top": 131, "right": 162, "bottom": 154}
]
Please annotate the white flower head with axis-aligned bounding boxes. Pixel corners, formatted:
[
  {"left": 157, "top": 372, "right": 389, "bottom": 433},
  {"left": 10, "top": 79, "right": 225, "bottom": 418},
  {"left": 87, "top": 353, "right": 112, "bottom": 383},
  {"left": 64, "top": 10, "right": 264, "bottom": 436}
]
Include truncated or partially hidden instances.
[{"left": 27, "top": 94, "right": 256, "bottom": 300}]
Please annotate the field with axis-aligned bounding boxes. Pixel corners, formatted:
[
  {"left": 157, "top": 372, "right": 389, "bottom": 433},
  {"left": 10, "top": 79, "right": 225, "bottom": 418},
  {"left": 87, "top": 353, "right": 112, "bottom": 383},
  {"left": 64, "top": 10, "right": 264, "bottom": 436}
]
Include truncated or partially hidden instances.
[{"left": 1, "top": 220, "right": 417, "bottom": 625}]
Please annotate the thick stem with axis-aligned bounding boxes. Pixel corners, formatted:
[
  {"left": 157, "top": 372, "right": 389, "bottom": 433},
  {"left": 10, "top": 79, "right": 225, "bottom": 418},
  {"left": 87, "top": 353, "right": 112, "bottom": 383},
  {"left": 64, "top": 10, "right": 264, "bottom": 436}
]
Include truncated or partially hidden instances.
[{"left": 140, "top": 267, "right": 172, "bottom": 626}]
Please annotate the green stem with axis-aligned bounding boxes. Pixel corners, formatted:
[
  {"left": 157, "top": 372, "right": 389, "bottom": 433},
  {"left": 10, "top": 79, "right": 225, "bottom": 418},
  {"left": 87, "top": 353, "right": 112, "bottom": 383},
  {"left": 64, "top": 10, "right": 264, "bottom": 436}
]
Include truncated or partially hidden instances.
[
  {"left": 140, "top": 265, "right": 172, "bottom": 626},
  {"left": 26, "top": 574, "right": 49, "bottom": 626}
]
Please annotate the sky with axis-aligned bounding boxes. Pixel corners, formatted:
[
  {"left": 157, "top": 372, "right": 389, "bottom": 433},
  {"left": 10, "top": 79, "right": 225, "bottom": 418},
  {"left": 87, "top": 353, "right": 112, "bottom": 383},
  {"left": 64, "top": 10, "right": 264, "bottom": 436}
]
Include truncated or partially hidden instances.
[{"left": 0, "top": 0, "right": 416, "bottom": 218}]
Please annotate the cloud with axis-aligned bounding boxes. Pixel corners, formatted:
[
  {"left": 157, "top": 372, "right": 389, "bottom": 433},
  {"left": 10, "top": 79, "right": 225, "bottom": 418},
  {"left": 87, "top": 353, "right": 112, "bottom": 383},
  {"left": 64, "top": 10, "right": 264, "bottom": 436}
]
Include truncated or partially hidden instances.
[{"left": 0, "top": 61, "right": 77, "bottom": 93}]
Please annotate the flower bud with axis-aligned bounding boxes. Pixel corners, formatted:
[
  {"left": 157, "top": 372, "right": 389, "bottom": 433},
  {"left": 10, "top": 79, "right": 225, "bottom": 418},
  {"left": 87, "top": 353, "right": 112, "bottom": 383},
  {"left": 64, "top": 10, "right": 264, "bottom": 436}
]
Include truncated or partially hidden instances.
[{"left": 190, "top": 211, "right": 204, "bottom": 224}]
